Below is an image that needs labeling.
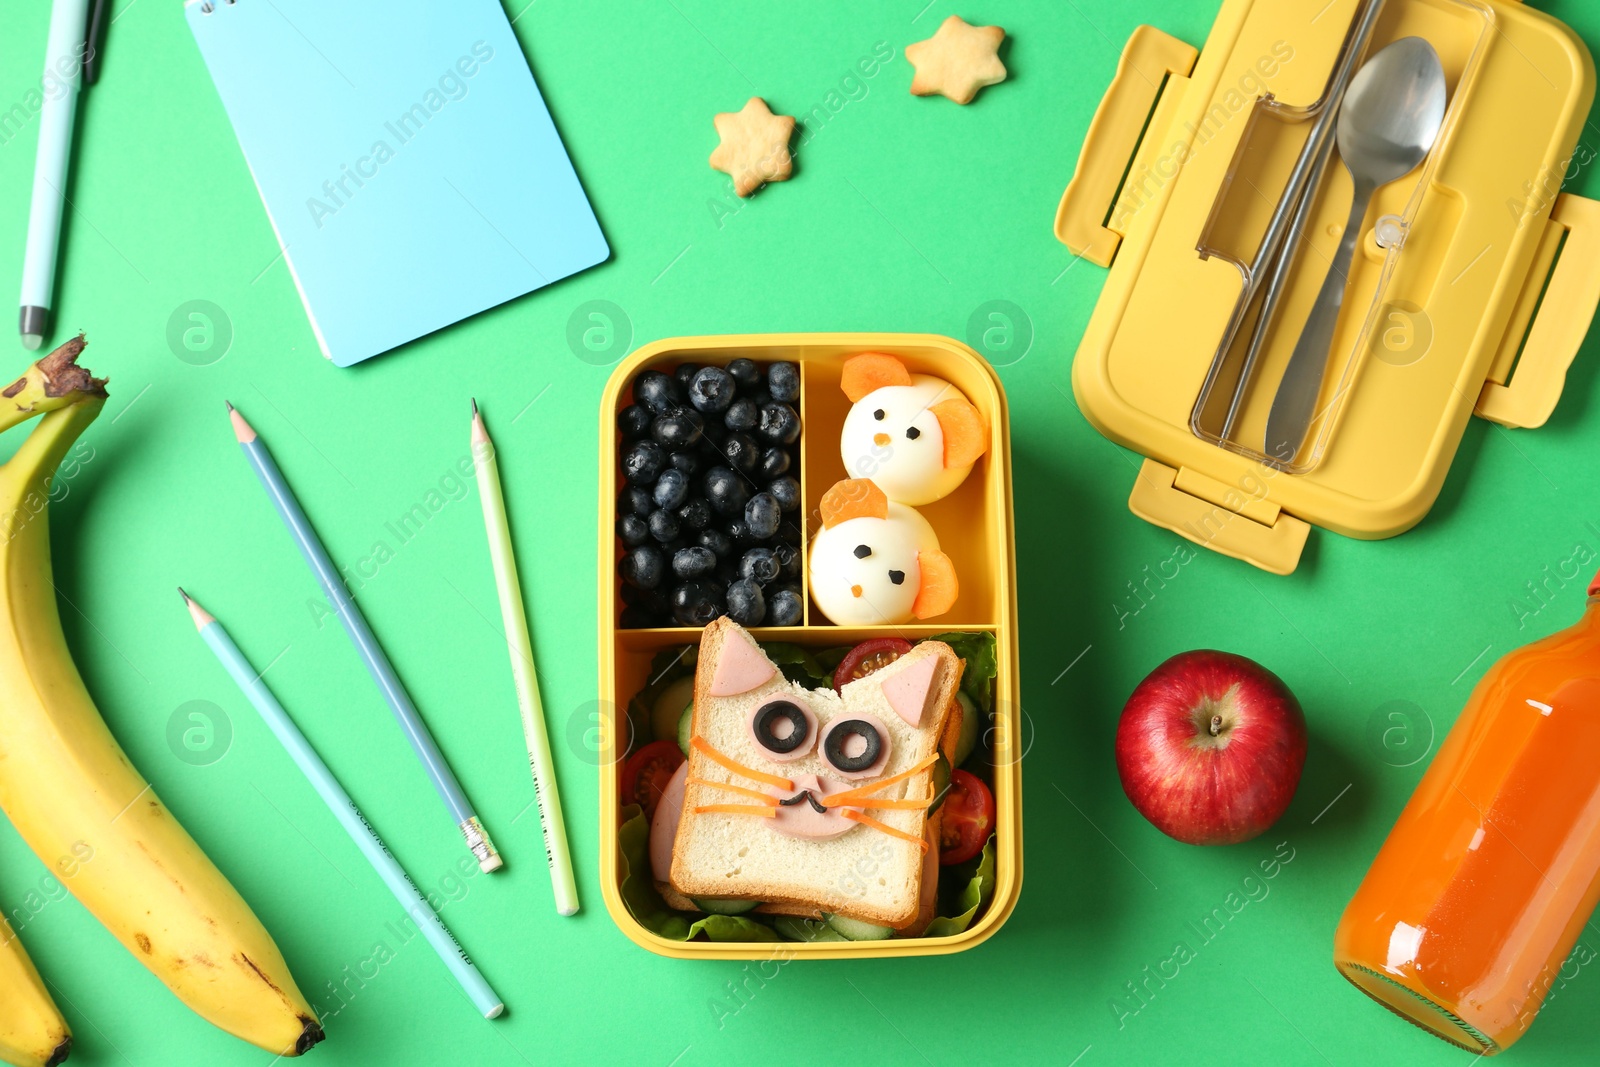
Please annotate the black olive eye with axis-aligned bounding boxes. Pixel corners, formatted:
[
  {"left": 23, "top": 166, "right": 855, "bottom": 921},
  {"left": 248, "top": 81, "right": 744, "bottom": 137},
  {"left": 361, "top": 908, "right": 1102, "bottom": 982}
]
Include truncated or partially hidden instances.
[
  {"left": 873, "top": 409, "right": 886, "bottom": 421},
  {"left": 888, "top": 570, "right": 905, "bottom": 585},
  {"left": 752, "top": 701, "right": 811, "bottom": 755},
  {"left": 906, "top": 426, "right": 922, "bottom": 440},
  {"left": 824, "top": 719, "right": 884, "bottom": 773},
  {"left": 853, "top": 544, "right": 872, "bottom": 559}
]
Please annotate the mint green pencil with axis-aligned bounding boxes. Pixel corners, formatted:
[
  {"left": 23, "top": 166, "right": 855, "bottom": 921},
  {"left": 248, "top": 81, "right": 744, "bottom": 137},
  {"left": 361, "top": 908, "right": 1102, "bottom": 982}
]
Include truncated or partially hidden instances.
[
  {"left": 471, "top": 401, "right": 578, "bottom": 915},
  {"left": 181, "top": 589, "right": 504, "bottom": 1018}
]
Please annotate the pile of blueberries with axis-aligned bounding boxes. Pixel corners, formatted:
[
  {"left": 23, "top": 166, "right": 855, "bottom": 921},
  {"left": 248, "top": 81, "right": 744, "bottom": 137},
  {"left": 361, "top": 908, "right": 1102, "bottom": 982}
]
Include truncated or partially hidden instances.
[{"left": 617, "top": 359, "right": 804, "bottom": 628}]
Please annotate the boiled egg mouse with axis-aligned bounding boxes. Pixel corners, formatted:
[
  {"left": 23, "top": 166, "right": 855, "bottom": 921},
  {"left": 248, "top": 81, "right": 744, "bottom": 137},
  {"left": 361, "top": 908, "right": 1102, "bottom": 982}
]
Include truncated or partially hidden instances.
[
  {"left": 808, "top": 478, "right": 958, "bottom": 626},
  {"left": 839, "top": 352, "right": 989, "bottom": 506}
]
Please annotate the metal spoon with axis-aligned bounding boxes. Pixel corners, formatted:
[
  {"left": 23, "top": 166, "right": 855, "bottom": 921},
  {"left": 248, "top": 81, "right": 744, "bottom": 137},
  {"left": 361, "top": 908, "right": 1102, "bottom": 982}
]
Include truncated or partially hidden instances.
[{"left": 1263, "top": 37, "right": 1447, "bottom": 466}]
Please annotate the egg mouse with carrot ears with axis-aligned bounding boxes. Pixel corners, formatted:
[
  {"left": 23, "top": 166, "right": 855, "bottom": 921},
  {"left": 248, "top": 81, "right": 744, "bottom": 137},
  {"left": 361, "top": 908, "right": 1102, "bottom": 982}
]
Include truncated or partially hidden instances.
[
  {"left": 808, "top": 479, "right": 958, "bottom": 626},
  {"left": 838, "top": 352, "right": 989, "bottom": 506}
]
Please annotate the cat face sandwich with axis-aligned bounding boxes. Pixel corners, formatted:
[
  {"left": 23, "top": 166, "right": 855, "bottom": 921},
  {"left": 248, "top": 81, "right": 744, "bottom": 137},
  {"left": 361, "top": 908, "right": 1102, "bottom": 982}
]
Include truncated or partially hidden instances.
[{"left": 651, "top": 618, "right": 965, "bottom": 932}]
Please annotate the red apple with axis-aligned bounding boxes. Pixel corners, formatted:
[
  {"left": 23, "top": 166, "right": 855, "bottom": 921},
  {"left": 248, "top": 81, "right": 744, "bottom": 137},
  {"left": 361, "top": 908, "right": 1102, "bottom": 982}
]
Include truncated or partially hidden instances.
[{"left": 1115, "top": 650, "right": 1307, "bottom": 846}]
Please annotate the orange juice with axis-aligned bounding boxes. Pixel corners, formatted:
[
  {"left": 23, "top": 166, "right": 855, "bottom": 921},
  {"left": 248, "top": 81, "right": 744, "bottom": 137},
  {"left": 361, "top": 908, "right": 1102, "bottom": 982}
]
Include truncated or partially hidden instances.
[{"left": 1334, "top": 574, "right": 1600, "bottom": 1053}]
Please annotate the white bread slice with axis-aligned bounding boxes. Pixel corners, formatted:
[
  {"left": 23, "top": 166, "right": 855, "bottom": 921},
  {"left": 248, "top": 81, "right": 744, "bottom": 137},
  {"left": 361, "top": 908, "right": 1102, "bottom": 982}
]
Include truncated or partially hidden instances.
[{"left": 669, "top": 618, "right": 964, "bottom": 929}]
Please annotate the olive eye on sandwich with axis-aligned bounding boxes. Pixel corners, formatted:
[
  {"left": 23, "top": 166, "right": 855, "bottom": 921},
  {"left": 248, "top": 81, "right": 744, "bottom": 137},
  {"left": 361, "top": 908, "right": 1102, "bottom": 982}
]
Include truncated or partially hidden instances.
[
  {"left": 819, "top": 712, "right": 892, "bottom": 779},
  {"left": 746, "top": 699, "right": 817, "bottom": 761}
]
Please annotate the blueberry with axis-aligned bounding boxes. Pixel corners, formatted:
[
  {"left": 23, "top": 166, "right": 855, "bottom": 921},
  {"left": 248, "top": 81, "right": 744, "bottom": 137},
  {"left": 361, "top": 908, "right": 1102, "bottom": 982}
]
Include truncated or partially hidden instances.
[
  {"left": 767, "top": 362, "right": 799, "bottom": 403},
  {"left": 673, "top": 363, "right": 702, "bottom": 391},
  {"left": 757, "top": 447, "right": 791, "bottom": 479},
  {"left": 721, "top": 433, "right": 760, "bottom": 474},
  {"left": 653, "top": 468, "right": 689, "bottom": 510},
  {"left": 704, "top": 466, "right": 750, "bottom": 516},
  {"left": 774, "top": 541, "right": 801, "bottom": 579},
  {"left": 621, "top": 584, "right": 668, "bottom": 612},
  {"left": 744, "top": 387, "right": 772, "bottom": 412},
  {"left": 671, "top": 581, "right": 724, "bottom": 627},
  {"left": 672, "top": 546, "right": 718, "bottom": 579},
  {"left": 697, "top": 528, "right": 734, "bottom": 558},
  {"left": 745, "top": 493, "right": 781, "bottom": 539},
  {"left": 727, "top": 358, "right": 762, "bottom": 390},
  {"left": 767, "top": 586, "right": 803, "bottom": 626},
  {"left": 757, "top": 403, "right": 801, "bottom": 445},
  {"left": 647, "top": 508, "right": 681, "bottom": 543},
  {"left": 617, "top": 514, "right": 650, "bottom": 547},
  {"left": 726, "top": 518, "right": 755, "bottom": 544},
  {"left": 677, "top": 497, "right": 712, "bottom": 530},
  {"left": 768, "top": 476, "right": 800, "bottom": 512},
  {"left": 620, "top": 545, "right": 664, "bottom": 589},
  {"left": 621, "top": 440, "right": 665, "bottom": 485},
  {"left": 620, "top": 606, "right": 661, "bottom": 629},
  {"left": 619, "top": 485, "right": 653, "bottom": 516},
  {"left": 634, "top": 371, "right": 681, "bottom": 416},
  {"left": 725, "top": 579, "right": 766, "bottom": 627},
  {"left": 618, "top": 405, "right": 651, "bottom": 439},
  {"left": 724, "top": 397, "right": 759, "bottom": 433},
  {"left": 670, "top": 453, "right": 703, "bottom": 479},
  {"left": 688, "top": 367, "right": 736, "bottom": 413},
  {"left": 740, "top": 547, "right": 780, "bottom": 584},
  {"left": 652, "top": 409, "right": 703, "bottom": 450}
]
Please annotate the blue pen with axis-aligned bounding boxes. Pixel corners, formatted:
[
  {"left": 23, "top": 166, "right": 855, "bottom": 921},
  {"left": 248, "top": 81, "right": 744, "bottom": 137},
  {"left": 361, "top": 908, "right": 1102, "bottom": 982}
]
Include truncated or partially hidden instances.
[
  {"left": 20, "top": 0, "right": 102, "bottom": 349},
  {"left": 227, "top": 402, "right": 502, "bottom": 873},
  {"left": 181, "top": 589, "right": 504, "bottom": 1020}
]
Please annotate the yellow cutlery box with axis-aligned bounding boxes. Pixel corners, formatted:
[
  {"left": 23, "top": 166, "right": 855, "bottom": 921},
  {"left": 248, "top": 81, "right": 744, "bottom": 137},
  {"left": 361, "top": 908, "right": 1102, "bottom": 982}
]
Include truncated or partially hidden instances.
[{"left": 1059, "top": 0, "right": 1600, "bottom": 574}]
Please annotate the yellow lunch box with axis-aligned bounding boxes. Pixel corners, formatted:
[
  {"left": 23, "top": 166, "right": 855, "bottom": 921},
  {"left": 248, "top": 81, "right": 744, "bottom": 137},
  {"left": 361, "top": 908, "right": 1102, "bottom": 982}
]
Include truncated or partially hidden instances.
[
  {"left": 596, "top": 334, "right": 1020, "bottom": 959},
  {"left": 1059, "top": 0, "right": 1600, "bottom": 574}
]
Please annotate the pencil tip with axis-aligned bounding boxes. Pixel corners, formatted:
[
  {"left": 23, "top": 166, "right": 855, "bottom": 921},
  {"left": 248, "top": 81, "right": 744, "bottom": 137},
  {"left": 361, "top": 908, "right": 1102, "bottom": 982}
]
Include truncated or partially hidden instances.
[
  {"left": 227, "top": 403, "right": 257, "bottom": 443},
  {"left": 224, "top": 400, "right": 234, "bottom": 413},
  {"left": 181, "top": 589, "right": 216, "bottom": 630},
  {"left": 178, "top": 586, "right": 189, "bottom": 603},
  {"left": 471, "top": 397, "right": 478, "bottom": 417}
]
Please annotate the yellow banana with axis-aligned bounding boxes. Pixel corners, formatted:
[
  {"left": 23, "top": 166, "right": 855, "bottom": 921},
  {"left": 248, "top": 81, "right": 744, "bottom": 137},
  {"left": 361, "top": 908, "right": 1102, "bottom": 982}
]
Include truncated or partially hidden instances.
[
  {"left": 0, "top": 914, "right": 70, "bottom": 1067},
  {"left": 0, "top": 339, "right": 322, "bottom": 1056}
]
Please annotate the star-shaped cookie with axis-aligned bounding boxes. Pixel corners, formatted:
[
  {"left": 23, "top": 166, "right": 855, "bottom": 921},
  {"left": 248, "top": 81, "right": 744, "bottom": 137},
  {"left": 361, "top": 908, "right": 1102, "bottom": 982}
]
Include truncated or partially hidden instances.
[
  {"left": 710, "top": 98, "right": 796, "bottom": 198},
  {"left": 906, "top": 15, "right": 1007, "bottom": 105}
]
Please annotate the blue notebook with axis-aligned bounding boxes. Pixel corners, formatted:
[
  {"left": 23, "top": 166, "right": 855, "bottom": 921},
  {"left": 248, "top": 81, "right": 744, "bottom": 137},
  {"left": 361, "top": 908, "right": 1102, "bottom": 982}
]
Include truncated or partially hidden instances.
[{"left": 186, "top": 0, "right": 608, "bottom": 366}]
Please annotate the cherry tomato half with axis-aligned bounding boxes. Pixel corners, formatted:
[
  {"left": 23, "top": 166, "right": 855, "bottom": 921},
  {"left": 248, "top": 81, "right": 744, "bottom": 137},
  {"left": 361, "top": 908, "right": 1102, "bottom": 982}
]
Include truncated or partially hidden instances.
[
  {"left": 939, "top": 769, "right": 995, "bottom": 866},
  {"left": 833, "top": 638, "right": 914, "bottom": 692},
  {"left": 621, "top": 740, "right": 685, "bottom": 820}
]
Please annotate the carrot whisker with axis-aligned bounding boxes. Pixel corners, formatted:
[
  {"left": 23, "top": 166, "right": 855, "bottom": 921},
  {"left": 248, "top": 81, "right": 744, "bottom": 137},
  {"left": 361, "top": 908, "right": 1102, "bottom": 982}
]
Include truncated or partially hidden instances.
[
  {"left": 821, "top": 752, "right": 940, "bottom": 807},
  {"left": 691, "top": 736, "right": 793, "bottom": 790},
  {"left": 841, "top": 809, "right": 928, "bottom": 851},
  {"left": 688, "top": 777, "right": 778, "bottom": 805},
  {"left": 695, "top": 804, "right": 777, "bottom": 818}
]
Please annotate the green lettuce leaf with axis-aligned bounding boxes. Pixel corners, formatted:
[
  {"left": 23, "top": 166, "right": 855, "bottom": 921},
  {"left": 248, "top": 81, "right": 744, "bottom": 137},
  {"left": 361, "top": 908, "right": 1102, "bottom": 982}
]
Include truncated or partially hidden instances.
[
  {"left": 760, "top": 642, "right": 831, "bottom": 687},
  {"left": 617, "top": 804, "right": 779, "bottom": 942},
  {"left": 924, "top": 835, "right": 996, "bottom": 938},
  {"left": 932, "top": 631, "right": 999, "bottom": 716}
]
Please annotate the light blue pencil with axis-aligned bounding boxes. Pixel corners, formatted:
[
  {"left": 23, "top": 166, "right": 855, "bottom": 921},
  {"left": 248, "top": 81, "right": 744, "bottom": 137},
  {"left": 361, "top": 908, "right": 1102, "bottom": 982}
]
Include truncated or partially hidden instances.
[
  {"left": 227, "top": 402, "right": 501, "bottom": 873},
  {"left": 181, "top": 589, "right": 504, "bottom": 1020}
]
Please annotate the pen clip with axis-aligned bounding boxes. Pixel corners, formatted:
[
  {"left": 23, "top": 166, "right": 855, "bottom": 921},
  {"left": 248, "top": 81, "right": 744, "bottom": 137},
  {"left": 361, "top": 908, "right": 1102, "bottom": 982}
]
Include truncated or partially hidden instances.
[{"left": 82, "top": 0, "right": 108, "bottom": 87}]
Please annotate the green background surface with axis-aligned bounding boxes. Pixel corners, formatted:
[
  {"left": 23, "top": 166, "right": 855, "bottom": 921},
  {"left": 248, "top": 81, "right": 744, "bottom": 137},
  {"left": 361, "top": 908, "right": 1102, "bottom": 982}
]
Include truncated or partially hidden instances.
[{"left": 1, "top": 0, "right": 1598, "bottom": 1064}]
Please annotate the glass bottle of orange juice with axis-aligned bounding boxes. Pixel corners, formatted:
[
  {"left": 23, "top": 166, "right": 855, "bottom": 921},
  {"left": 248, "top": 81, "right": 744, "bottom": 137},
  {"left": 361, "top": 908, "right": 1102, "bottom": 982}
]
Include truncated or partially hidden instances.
[{"left": 1334, "top": 570, "right": 1600, "bottom": 1054}]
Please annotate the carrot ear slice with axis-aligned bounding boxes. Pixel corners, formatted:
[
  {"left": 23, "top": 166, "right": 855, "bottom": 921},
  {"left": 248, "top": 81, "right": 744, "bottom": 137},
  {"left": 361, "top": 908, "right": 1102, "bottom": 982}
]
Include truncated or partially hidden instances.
[
  {"left": 819, "top": 478, "right": 888, "bottom": 527},
  {"left": 912, "top": 549, "right": 958, "bottom": 619},
  {"left": 841, "top": 352, "right": 912, "bottom": 402},
  {"left": 931, "top": 398, "right": 988, "bottom": 469}
]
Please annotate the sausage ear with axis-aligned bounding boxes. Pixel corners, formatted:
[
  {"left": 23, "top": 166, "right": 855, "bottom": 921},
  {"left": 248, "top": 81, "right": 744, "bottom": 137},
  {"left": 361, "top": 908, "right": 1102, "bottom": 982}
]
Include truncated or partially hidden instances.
[
  {"left": 931, "top": 398, "right": 989, "bottom": 469},
  {"left": 707, "top": 623, "right": 777, "bottom": 696},
  {"left": 841, "top": 352, "right": 912, "bottom": 402}
]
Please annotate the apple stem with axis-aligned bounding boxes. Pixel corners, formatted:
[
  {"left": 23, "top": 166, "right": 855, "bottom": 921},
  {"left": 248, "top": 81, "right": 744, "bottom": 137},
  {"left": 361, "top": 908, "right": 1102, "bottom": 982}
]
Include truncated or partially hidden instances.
[{"left": 1209, "top": 714, "right": 1223, "bottom": 737}]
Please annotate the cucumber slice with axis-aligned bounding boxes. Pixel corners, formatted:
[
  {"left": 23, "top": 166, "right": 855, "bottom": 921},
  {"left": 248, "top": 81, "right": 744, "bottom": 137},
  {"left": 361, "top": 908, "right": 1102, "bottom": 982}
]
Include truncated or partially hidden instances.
[
  {"left": 691, "top": 897, "right": 761, "bottom": 916},
  {"left": 652, "top": 676, "right": 696, "bottom": 743},
  {"left": 773, "top": 916, "right": 848, "bottom": 942},
  {"left": 677, "top": 702, "right": 694, "bottom": 757},
  {"left": 824, "top": 913, "right": 895, "bottom": 941},
  {"left": 952, "top": 691, "right": 981, "bottom": 767},
  {"left": 929, "top": 753, "right": 952, "bottom": 816}
]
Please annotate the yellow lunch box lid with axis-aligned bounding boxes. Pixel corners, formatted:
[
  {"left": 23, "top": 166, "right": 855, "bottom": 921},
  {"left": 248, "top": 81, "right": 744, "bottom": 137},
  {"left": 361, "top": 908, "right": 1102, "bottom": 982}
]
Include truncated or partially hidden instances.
[{"left": 1058, "top": 0, "right": 1600, "bottom": 574}]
